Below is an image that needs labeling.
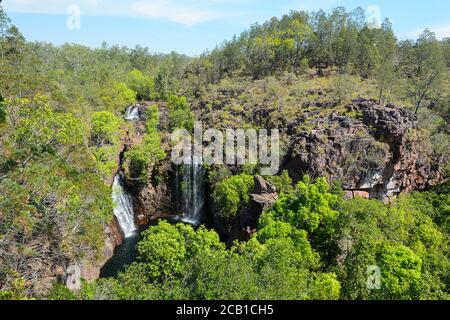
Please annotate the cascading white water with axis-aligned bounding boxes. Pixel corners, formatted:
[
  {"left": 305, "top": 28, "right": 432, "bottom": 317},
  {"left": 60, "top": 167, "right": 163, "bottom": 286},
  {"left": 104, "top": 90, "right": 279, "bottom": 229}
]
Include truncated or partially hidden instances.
[
  {"left": 179, "top": 155, "right": 205, "bottom": 226},
  {"left": 112, "top": 175, "right": 137, "bottom": 238},
  {"left": 125, "top": 106, "right": 140, "bottom": 121}
]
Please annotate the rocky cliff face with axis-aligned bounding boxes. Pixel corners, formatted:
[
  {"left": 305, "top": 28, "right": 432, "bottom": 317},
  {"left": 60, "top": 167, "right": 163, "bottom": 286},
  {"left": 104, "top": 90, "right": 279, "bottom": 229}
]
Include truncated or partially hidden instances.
[
  {"left": 63, "top": 105, "right": 147, "bottom": 292},
  {"left": 65, "top": 225, "right": 118, "bottom": 291},
  {"left": 132, "top": 160, "right": 175, "bottom": 226},
  {"left": 63, "top": 98, "right": 443, "bottom": 290},
  {"left": 122, "top": 103, "right": 175, "bottom": 226},
  {"left": 284, "top": 99, "right": 444, "bottom": 201}
]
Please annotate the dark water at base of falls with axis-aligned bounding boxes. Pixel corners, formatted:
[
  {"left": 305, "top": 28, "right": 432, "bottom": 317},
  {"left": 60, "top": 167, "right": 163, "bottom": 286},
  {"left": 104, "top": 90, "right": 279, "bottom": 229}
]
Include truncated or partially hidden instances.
[{"left": 100, "top": 234, "right": 141, "bottom": 278}]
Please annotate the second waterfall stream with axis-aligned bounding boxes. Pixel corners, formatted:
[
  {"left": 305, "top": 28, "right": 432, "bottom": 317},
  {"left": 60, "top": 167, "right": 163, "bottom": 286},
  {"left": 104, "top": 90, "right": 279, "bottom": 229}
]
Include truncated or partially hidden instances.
[{"left": 112, "top": 174, "right": 137, "bottom": 238}]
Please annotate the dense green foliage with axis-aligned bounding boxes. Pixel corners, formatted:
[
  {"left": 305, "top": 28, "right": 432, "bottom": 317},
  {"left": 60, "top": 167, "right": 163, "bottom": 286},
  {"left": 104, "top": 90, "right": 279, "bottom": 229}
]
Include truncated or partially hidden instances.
[
  {"left": 0, "top": 9, "right": 190, "bottom": 116},
  {"left": 91, "top": 111, "right": 122, "bottom": 146},
  {"left": 55, "top": 219, "right": 341, "bottom": 300},
  {"left": 262, "top": 176, "right": 339, "bottom": 233},
  {"left": 0, "top": 96, "right": 114, "bottom": 297},
  {"left": 212, "top": 173, "right": 255, "bottom": 220},
  {"left": 60, "top": 178, "right": 448, "bottom": 300},
  {"left": 333, "top": 191, "right": 449, "bottom": 300},
  {"left": 167, "top": 95, "right": 195, "bottom": 131},
  {"left": 102, "top": 82, "right": 137, "bottom": 114},
  {"left": 127, "top": 69, "right": 154, "bottom": 101},
  {"left": 90, "top": 111, "right": 124, "bottom": 180}
]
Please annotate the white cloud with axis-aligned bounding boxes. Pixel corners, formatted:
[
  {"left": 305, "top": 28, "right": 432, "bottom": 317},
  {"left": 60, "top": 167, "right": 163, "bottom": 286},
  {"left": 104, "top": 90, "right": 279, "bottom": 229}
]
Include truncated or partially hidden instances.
[{"left": 2, "top": 0, "right": 235, "bottom": 25}]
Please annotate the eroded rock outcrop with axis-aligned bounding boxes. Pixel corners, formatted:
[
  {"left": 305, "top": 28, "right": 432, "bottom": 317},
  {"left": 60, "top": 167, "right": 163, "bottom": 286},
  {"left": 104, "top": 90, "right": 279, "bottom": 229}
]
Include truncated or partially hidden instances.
[
  {"left": 285, "top": 99, "right": 444, "bottom": 201},
  {"left": 64, "top": 224, "right": 119, "bottom": 291}
]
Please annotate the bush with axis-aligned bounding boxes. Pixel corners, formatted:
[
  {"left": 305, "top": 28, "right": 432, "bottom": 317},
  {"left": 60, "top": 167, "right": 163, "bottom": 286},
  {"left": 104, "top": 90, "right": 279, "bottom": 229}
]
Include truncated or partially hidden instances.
[
  {"left": 264, "top": 176, "right": 339, "bottom": 233},
  {"left": 100, "top": 82, "right": 137, "bottom": 112},
  {"left": 137, "top": 221, "right": 224, "bottom": 280},
  {"left": 91, "top": 111, "right": 122, "bottom": 145},
  {"left": 266, "top": 170, "right": 294, "bottom": 194},
  {"left": 127, "top": 69, "right": 154, "bottom": 101},
  {"left": 47, "top": 284, "right": 77, "bottom": 300},
  {"left": 167, "top": 95, "right": 194, "bottom": 131},
  {"left": 212, "top": 174, "right": 255, "bottom": 220}
]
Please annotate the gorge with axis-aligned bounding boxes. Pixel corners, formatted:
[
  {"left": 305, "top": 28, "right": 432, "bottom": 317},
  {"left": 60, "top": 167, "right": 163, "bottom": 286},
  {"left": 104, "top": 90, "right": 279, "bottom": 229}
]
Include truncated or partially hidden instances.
[
  {"left": 101, "top": 105, "right": 209, "bottom": 277},
  {"left": 99, "top": 97, "right": 447, "bottom": 281}
]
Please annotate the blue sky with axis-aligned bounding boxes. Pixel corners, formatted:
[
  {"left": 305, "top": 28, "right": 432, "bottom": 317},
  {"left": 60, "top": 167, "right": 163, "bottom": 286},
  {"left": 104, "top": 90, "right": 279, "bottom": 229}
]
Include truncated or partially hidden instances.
[{"left": 2, "top": 0, "right": 450, "bottom": 56}]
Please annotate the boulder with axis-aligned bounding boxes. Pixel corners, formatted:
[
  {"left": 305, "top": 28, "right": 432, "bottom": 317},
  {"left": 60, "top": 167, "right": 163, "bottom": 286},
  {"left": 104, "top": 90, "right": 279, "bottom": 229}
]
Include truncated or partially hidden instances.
[{"left": 249, "top": 176, "right": 278, "bottom": 219}]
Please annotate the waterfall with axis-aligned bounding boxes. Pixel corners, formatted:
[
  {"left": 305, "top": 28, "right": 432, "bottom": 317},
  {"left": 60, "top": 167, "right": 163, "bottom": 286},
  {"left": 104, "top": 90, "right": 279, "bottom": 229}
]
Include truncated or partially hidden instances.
[
  {"left": 125, "top": 106, "right": 140, "bottom": 121},
  {"left": 178, "top": 155, "right": 205, "bottom": 226},
  {"left": 112, "top": 175, "right": 137, "bottom": 238}
]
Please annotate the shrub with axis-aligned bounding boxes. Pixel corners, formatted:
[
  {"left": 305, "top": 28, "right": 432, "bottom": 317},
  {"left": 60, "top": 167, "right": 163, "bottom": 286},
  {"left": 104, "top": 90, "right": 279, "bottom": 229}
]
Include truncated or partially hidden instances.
[
  {"left": 91, "top": 111, "right": 122, "bottom": 145},
  {"left": 212, "top": 174, "right": 255, "bottom": 220}
]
